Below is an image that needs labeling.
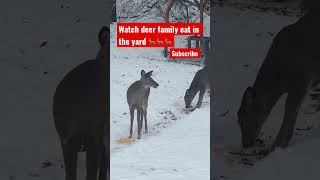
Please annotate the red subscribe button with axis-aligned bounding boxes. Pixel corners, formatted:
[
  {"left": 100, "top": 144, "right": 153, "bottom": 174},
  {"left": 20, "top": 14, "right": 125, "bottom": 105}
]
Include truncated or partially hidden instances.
[{"left": 169, "top": 48, "right": 201, "bottom": 58}]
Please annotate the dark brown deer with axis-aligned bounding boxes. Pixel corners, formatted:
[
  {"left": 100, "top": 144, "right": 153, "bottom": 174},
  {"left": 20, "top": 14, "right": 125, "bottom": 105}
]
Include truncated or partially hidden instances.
[
  {"left": 53, "top": 26, "right": 109, "bottom": 180},
  {"left": 238, "top": 11, "right": 320, "bottom": 151},
  {"left": 127, "top": 70, "right": 159, "bottom": 139},
  {"left": 184, "top": 65, "right": 210, "bottom": 109}
]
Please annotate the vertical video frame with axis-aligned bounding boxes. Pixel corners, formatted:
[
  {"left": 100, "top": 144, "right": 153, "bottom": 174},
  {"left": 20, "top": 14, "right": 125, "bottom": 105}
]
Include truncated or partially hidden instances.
[{"left": 110, "top": 0, "right": 211, "bottom": 179}]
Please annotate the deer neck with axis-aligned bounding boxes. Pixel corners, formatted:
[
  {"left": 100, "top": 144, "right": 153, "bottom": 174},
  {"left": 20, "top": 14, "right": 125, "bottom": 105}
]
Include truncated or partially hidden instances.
[
  {"left": 96, "top": 41, "right": 109, "bottom": 69},
  {"left": 142, "top": 84, "right": 150, "bottom": 91},
  {"left": 189, "top": 81, "right": 199, "bottom": 93},
  {"left": 137, "top": 80, "right": 148, "bottom": 91},
  {"left": 252, "top": 86, "right": 283, "bottom": 124}
]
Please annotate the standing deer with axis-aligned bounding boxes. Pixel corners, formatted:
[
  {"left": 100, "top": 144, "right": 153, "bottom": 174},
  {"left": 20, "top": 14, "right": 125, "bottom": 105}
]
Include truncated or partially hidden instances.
[
  {"left": 127, "top": 70, "right": 159, "bottom": 139},
  {"left": 53, "top": 26, "right": 109, "bottom": 180},
  {"left": 238, "top": 10, "right": 320, "bottom": 151},
  {"left": 184, "top": 65, "right": 210, "bottom": 109}
]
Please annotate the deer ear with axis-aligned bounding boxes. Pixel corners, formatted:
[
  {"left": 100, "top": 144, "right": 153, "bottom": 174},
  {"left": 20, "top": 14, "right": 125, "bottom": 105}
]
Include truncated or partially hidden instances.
[
  {"left": 98, "top": 26, "right": 110, "bottom": 46},
  {"left": 146, "top": 71, "right": 153, "bottom": 76},
  {"left": 141, "top": 70, "right": 146, "bottom": 77},
  {"left": 243, "top": 86, "right": 254, "bottom": 104}
]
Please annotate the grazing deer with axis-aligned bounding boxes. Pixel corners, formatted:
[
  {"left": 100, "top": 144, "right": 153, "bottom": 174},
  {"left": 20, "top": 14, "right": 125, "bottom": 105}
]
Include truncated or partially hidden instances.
[
  {"left": 238, "top": 11, "right": 320, "bottom": 150},
  {"left": 149, "top": 38, "right": 156, "bottom": 46},
  {"left": 53, "top": 26, "right": 109, "bottom": 180},
  {"left": 165, "top": 38, "right": 173, "bottom": 46},
  {"left": 184, "top": 65, "right": 210, "bottom": 109},
  {"left": 127, "top": 70, "right": 159, "bottom": 139}
]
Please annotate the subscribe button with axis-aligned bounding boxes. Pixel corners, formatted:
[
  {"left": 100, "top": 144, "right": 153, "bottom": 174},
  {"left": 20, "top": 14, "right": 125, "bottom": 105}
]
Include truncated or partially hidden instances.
[{"left": 169, "top": 48, "right": 201, "bottom": 58}]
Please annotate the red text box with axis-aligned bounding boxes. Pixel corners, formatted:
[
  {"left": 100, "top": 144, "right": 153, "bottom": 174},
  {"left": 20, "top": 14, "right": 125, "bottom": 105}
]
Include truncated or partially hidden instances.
[
  {"left": 117, "top": 34, "right": 175, "bottom": 47},
  {"left": 117, "top": 22, "right": 203, "bottom": 35},
  {"left": 117, "top": 22, "right": 203, "bottom": 47},
  {"left": 169, "top": 48, "right": 201, "bottom": 58}
]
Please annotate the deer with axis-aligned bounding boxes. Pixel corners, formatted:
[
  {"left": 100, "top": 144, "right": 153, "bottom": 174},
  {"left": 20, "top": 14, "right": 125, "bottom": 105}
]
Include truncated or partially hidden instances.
[
  {"left": 149, "top": 38, "right": 156, "bottom": 46},
  {"left": 164, "top": 38, "right": 173, "bottom": 46},
  {"left": 238, "top": 10, "right": 320, "bottom": 152},
  {"left": 127, "top": 70, "right": 159, "bottom": 139},
  {"left": 157, "top": 38, "right": 165, "bottom": 46},
  {"left": 184, "top": 65, "right": 210, "bottom": 109},
  {"left": 52, "top": 26, "right": 109, "bottom": 180}
]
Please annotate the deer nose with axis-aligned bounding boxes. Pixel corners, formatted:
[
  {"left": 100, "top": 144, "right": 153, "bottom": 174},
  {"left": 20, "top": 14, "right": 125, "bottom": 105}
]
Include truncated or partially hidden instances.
[{"left": 154, "top": 83, "right": 159, "bottom": 88}]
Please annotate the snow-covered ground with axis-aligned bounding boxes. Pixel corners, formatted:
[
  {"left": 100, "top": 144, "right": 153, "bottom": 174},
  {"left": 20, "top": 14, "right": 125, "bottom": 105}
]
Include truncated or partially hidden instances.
[
  {"left": 212, "top": 3, "right": 320, "bottom": 180},
  {"left": 110, "top": 13, "right": 210, "bottom": 180}
]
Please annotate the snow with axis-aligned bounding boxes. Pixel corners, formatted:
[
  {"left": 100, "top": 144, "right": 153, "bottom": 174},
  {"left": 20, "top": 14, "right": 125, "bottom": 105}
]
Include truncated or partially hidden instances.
[
  {"left": 111, "top": 108, "right": 210, "bottom": 180},
  {"left": 212, "top": 2, "right": 320, "bottom": 180}
]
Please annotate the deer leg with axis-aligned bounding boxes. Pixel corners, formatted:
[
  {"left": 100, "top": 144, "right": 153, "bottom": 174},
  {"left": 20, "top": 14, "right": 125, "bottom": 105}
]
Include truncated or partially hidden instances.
[
  {"left": 137, "top": 107, "right": 142, "bottom": 139},
  {"left": 272, "top": 85, "right": 308, "bottom": 149},
  {"left": 140, "top": 108, "right": 144, "bottom": 131},
  {"left": 196, "top": 88, "right": 206, "bottom": 108},
  {"left": 106, "top": 144, "right": 110, "bottom": 180},
  {"left": 86, "top": 143, "right": 100, "bottom": 180},
  {"left": 61, "top": 142, "right": 78, "bottom": 180},
  {"left": 102, "top": 112, "right": 109, "bottom": 180},
  {"left": 129, "top": 107, "right": 134, "bottom": 138},
  {"left": 144, "top": 110, "right": 148, "bottom": 134},
  {"left": 98, "top": 144, "right": 106, "bottom": 180}
]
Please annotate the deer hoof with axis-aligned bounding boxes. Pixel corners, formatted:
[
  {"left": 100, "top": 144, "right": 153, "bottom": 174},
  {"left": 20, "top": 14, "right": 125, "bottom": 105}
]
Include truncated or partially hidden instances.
[{"left": 129, "top": 135, "right": 132, "bottom": 138}]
